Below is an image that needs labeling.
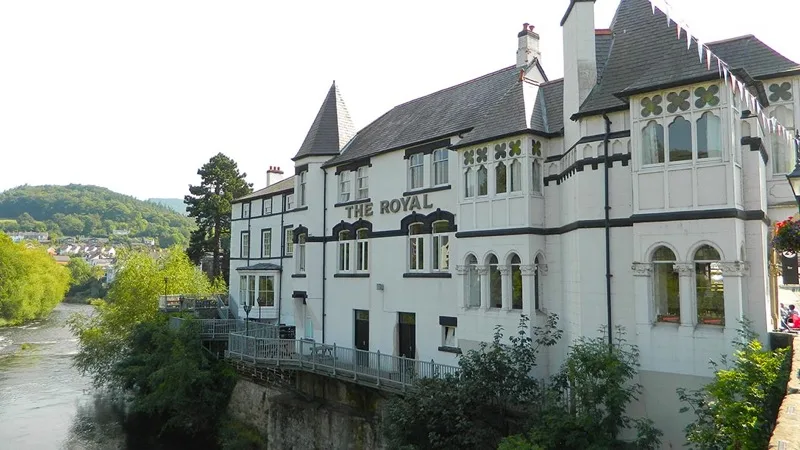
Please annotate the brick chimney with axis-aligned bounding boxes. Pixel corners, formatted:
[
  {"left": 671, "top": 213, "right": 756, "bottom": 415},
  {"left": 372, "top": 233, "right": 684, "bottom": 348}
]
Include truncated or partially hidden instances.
[
  {"left": 517, "top": 23, "right": 541, "bottom": 68},
  {"left": 266, "top": 166, "right": 284, "bottom": 186}
]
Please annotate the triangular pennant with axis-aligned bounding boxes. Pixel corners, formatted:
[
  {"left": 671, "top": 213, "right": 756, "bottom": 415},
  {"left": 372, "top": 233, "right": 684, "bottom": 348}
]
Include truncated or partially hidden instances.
[
  {"left": 706, "top": 49, "right": 712, "bottom": 70},
  {"left": 686, "top": 29, "right": 692, "bottom": 50},
  {"left": 723, "top": 67, "right": 729, "bottom": 87},
  {"left": 666, "top": 7, "right": 671, "bottom": 26},
  {"left": 697, "top": 39, "right": 704, "bottom": 62},
  {"left": 717, "top": 58, "right": 723, "bottom": 77},
  {"left": 730, "top": 74, "right": 737, "bottom": 94},
  {"left": 738, "top": 81, "right": 745, "bottom": 101},
  {"left": 651, "top": 0, "right": 656, "bottom": 14},
  {"left": 676, "top": 21, "right": 682, "bottom": 39}
]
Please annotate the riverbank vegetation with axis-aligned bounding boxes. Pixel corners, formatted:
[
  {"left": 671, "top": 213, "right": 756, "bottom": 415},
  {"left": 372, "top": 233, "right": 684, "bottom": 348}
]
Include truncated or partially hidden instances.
[
  {"left": 382, "top": 315, "right": 662, "bottom": 450},
  {"left": 0, "top": 232, "right": 71, "bottom": 326},
  {"left": 69, "top": 247, "right": 256, "bottom": 448},
  {"left": 65, "top": 257, "right": 107, "bottom": 302},
  {"left": 677, "top": 323, "right": 790, "bottom": 449}
]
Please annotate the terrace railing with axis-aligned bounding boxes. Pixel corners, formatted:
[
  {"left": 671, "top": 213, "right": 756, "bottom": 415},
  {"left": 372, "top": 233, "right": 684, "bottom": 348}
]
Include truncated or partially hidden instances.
[
  {"left": 169, "top": 317, "right": 279, "bottom": 340},
  {"left": 158, "top": 294, "right": 220, "bottom": 312},
  {"left": 226, "top": 334, "right": 460, "bottom": 393}
]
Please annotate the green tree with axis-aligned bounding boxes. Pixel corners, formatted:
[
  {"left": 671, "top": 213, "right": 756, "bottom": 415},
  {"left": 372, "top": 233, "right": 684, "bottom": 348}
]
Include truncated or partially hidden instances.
[
  {"left": 67, "top": 257, "right": 94, "bottom": 287},
  {"left": 184, "top": 153, "right": 252, "bottom": 282},
  {"left": 677, "top": 322, "right": 790, "bottom": 449},
  {"left": 69, "top": 246, "right": 214, "bottom": 387},
  {"left": 382, "top": 314, "right": 562, "bottom": 449}
]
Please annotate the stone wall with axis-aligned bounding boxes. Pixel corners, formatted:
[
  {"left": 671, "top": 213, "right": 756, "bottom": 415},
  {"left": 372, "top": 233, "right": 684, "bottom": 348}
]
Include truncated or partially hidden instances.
[
  {"left": 227, "top": 366, "right": 388, "bottom": 450},
  {"left": 770, "top": 335, "right": 800, "bottom": 449}
]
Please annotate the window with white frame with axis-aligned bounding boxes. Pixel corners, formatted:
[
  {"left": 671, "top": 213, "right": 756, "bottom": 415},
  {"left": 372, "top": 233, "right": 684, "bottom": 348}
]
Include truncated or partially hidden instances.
[
  {"left": 356, "top": 228, "right": 369, "bottom": 272},
  {"left": 488, "top": 254, "right": 501, "bottom": 308},
  {"left": 338, "top": 230, "right": 351, "bottom": 272},
  {"left": 261, "top": 229, "right": 271, "bottom": 258},
  {"left": 509, "top": 253, "right": 522, "bottom": 309},
  {"left": 694, "top": 245, "right": 724, "bottom": 326},
  {"left": 433, "top": 148, "right": 449, "bottom": 186},
  {"left": 242, "top": 202, "right": 250, "bottom": 218},
  {"left": 432, "top": 221, "right": 449, "bottom": 271},
  {"left": 257, "top": 275, "right": 275, "bottom": 307},
  {"left": 477, "top": 165, "right": 488, "bottom": 196},
  {"left": 286, "top": 194, "right": 294, "bottom": 210},
  {"left": 509, "top": 159, "right": 522, "bottom": 192},
  {"left": 296, "top": 233, "right": 306, "bottom": 273},
  {"left": 442, "top": 325, "right": 457, "bottom": 347},
  {"left": 408, "top": 153, "right": 424, "bottom": 190},
  {"left": 239, "top": 275, "right": 247, "bottom": 307},
  {"left": 637, "top": 84, "right": 724, "bottom": 167},
  {"left": 652, "top": 246, "right": 679, "bottom": 323},
  {"left": 240, "top": 232, "right": 249, "bottom": 258},
  {"left": 771, "top": 104, "right": 795, "bottom": 174},
  {"left": 284, "top": 227, "right": 294, "bottom": 256},
  {"left": 356, "top": 167, "right": 369, "bottom": 200},
  {"left": 465, "top": 254, "right": 481, "bottom": 307},
  {"left": 534, "top": 255, "right": 543, "bottom": 309},
  {"left": 464, "top": 167, "right": 475, "bottom": 198},
  {"left": 532, "top": 160, "right": 542, "bottom": 195},
  {"left": 263, "top": 197, "right": 272, "bottom": 215},
  {"left": 495, "top": 162, "right": 507, "bottom": 194},
  {"left": 338, "top": 171, "right": 351, "bottom": 203},
  {"left": 408, "top": 223, "right": 425, "bottom": 271},
  {"left": 298, "top": 171, "right": 307, "bottom": 207}
]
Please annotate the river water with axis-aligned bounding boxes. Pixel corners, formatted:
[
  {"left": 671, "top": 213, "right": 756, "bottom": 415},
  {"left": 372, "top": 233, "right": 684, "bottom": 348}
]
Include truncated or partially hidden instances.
[{"left": 0, "top": 303, "right": 126, "bottom": 450}]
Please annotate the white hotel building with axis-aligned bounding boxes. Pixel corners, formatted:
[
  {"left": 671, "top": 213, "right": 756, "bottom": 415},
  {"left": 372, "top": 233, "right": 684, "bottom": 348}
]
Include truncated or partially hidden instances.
[{"left": 229, "top": 0, "right": 800, "bottom": 443}]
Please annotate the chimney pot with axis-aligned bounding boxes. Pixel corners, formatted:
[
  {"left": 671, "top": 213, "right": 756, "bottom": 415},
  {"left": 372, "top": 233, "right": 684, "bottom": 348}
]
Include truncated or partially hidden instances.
[
  {"left": 523, "top": 22, "right": 529, "bottom": 31},
  {"left": 516, "top": 23, "right": 541, "bottom": 68}
]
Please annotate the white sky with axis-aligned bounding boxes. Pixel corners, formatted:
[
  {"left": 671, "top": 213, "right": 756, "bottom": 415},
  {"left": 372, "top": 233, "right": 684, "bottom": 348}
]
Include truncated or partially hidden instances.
[{"left": 0, "top": 0, "right": 797, "bottom": 200}]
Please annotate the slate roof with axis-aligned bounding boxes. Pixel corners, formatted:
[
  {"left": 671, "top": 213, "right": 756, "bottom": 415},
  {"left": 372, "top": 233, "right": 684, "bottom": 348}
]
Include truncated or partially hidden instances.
[
  {"left": 292, "top": 82, "right": 356, "bottom": 160},
  {"left": 234, "top": 176, "right": 295, "bottom": 202},
  {"left": 236, "top": 263, "right": 282, "bottom": 271},
  {"left": 575, "top": 0, "right": 800, "bottom": 118}
]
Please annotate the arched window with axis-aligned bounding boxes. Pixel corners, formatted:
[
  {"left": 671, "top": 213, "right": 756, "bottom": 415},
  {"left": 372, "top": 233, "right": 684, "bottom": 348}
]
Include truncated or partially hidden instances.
[
  {"left": 668, "top": 116, "right": 692, "bottom": 162},
  {"left": 652, "top": 246, "right": 679, "bottom": 323},
  {"left": 509, "top": 159, "right": 522, "bottom": 192},
  {"left": 432, "top": 221, "right": 450, "bottom": 271},
  {"left": 531, "top": 160, "right": 542, "bottom": 195},
  {"left": 477, "top": 165, "right": 488, "bottom": 196},
  {"left": 337, "top": 231, "right": 351, "bottom": 272},
  {"left": 534, "top": 255, "right": 543, "bottom": 310},
  {"left": 296, "top": 233, "right": 307, "bottom": 273},
  {"left": 696, "top": 112, "right": 721, "bottom": 159},
  {"left": 612, "top": 140, "right": 623, "bottom": 155},
  {"left": 771, "top": 105, "right": 795, "bottom": 174},
  {"left": 464, "top": 168, "right": 475, "bottom": 198},
  {"left": 510, "top": 253, "right": 522, "bottom": 309},
  {"left": 465, "top": 254, "right": 481, "bottom": 307},
  {"left": 488, "top": 254, "right": 501, "bottom": 308},
  {"left": 356, "top": 228, "right": 369, "bottom": 272},
  {"left": 409, "top": 223, "right": 425, "bottom": 271},
  {"left": 694, "top": 245, "right": 724, "bottom": 326},
  {"left": 495, "top": 162, "right": 507, "bottom": 194},
  {"left": 641, "top": 120, "right": 664, "bottom": 165}
]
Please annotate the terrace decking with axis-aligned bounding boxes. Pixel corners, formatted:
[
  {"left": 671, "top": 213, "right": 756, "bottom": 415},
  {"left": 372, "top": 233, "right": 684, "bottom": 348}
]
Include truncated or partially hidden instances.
[{"left": 169, "top": 317, "right": 460, "bottom": 393}]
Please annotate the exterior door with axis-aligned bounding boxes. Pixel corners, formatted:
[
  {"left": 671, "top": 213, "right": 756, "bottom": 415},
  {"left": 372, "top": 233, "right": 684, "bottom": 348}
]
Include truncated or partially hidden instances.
[
  {"left": 398, "top": 312, "right": 416, "bottom": 359},
  {"left": 354, "top": 310, "right": 369, "bottom": 366},
  {"left": 782, "top": 253, "right": 799, "bottom": 285}
]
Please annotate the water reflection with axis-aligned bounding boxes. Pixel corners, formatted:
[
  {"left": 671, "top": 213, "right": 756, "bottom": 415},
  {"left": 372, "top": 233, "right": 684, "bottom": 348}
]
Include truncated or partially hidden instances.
[{"left": 62, "top": 393, "right": 126, "bottom": 450}]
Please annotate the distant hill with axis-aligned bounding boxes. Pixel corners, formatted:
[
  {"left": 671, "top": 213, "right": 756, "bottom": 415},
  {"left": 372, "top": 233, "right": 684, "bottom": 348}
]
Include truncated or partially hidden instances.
[
  {"left": 0, "top": 184, "right": 195, "bottom": 248},
  {"left": 147, "top": 198, "right": 188, "bottom": 215}
]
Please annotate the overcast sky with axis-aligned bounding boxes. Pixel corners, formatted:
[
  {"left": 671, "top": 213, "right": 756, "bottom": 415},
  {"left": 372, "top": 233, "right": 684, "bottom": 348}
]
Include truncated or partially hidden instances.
[{"left": 0, "top": 0, "right": 797, "bottom": 200}]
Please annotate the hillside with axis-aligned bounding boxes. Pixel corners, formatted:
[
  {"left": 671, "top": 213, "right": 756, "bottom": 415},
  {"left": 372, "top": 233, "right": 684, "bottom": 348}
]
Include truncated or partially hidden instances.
[
  {"left": 147, "top": 198, "right": 188, "bottom": 215},
  {"left": 0, "top": 184, "right": 195, "bottom": 248}
]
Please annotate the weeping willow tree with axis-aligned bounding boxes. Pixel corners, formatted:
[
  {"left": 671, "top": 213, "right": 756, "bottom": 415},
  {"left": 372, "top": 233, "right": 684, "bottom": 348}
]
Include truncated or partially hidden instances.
[{"left": 0, "top": 232, "right": 71, "bottom": 326}]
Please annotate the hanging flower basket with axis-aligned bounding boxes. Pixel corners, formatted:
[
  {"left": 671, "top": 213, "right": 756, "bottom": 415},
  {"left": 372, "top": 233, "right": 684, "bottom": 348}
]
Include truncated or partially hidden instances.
[{"left": 773, "top": 215, "right": 800, "bottom": 253}]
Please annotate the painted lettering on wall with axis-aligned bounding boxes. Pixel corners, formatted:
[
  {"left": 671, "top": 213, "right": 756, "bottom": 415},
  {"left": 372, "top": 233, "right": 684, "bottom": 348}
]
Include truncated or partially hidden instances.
[{"left": 345, "top": 194, "right": 434, "bottom": 219}]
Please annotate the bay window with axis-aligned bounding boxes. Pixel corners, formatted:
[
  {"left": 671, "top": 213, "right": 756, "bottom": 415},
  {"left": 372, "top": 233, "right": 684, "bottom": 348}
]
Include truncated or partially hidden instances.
[
  {"left": 477, "top": 165, "right": 488, "bottom": 196},
  {"left": 509, "top": 159, "right": 522, "bottom": 192},
  {"left": 641, "top": 120, "right": 665, "bottom": 165},
  {"left": 668, "top": 116, "right": 692, "bottom": 162},
  {"left": 257, "top": 275, "right": 275, "bottom": 307},
  {"left": 771, "top": 105, "right": 795, "bottom": 174},
  {"left": 696, "top": 112, "right": 722, "bottom": 159},
  {"left": 532, "top": 160, "right": 542, "bottom": 195},
  {"left": 495, "top": 162, "right": 507, "bottom": 194},
  {"left": 464, "top": 168, "right": 475, "bottom": 198}
]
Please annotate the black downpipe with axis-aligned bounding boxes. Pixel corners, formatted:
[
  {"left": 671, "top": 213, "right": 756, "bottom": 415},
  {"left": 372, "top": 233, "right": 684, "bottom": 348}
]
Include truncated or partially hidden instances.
[
  {"left": 602, "top": 114, "right": 613, "bottom": 349},
  {"left": 277, "top": 198, "right": 285, "bottom": 325},
  {"left": 321, "top": 168, "right": 328, "bottom": 343}
]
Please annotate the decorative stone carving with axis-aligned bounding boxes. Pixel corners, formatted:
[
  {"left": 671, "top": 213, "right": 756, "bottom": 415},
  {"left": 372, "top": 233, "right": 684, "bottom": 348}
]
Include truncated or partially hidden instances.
[
  {"left": 673, "top": 263, "right": 695, "bottom": 276},
  {"left": 477, "top": 266, "right": 489, "bottom": 276},
  {"left": 769, "top": 263, "right": 783, "bottom": 278},
  {"left": 497, "top": 265, "right": 511, "bottom": 275},
  {"left": 535, "top": 263, "right": 548, "bottom": 275},
  {"left": 631, "top": 262, "right": 653, "bottom": 277},
  {"left": 455, "top": 265, "right": 469, "bottom": 276},
  {"left": 719, "top": 261, "right": 750, "bottom": 277},
  {"left": 520, "top": 264, "right": 537, "bottom": 276}
]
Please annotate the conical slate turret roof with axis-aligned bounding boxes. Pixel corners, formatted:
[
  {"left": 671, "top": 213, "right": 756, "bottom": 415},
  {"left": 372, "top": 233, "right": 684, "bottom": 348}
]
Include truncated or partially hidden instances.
[{"left": 292, "top": 82, "right": 356, "bottom": 161}]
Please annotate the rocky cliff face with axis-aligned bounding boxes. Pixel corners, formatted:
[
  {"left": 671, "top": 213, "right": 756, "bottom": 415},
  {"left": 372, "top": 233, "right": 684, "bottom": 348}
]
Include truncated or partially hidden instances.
[{"left": 227, "top": 370, "right": 387, "bottom": 450}]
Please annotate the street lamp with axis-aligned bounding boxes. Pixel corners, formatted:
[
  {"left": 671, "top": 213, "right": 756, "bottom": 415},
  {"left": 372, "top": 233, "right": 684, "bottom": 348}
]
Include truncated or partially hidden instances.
[
  {"left": 243, "top": 300, "right": 252, "bottom": 335},
  {"left": 786, "top": 131, "right": 800, "bottom": 210}
]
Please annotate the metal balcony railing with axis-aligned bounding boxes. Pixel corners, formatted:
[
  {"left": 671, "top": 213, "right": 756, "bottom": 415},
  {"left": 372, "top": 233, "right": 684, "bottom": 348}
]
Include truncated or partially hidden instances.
[{"left": 169, "top": 317, "right": 279, "bottom": 340}]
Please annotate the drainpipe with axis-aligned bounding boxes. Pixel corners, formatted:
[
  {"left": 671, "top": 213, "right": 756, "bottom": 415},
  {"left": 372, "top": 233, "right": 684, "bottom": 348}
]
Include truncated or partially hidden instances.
[
  {"left": 602, "top": 113, "right": 613, "bottom": 349},
  {"left": 277, "top": 196, "right": 285, "bottom": 325},
  {"left": 321, "top": 168, "right": 328, "bottom": 343}
]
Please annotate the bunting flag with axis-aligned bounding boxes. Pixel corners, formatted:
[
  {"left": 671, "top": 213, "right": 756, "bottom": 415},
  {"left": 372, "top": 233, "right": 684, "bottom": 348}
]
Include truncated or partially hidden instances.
[{"left": 647, "top": 0, "right": 800, "bottom": 148}]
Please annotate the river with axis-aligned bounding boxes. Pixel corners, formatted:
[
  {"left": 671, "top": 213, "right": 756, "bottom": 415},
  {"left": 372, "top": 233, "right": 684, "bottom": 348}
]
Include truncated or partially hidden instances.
[{"left": 0, "top": 302, "right": 126, "bottom": 450}]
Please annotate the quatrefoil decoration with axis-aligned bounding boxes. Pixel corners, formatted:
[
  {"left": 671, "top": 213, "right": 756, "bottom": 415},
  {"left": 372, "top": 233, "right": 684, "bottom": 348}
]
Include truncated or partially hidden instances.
[
  {"left": 475, "top": 147, "right": 488, "bottom": 163},
  {"left": 531, "top": 140, "right": 542, "bottom": 157},
  {"left": 769, "top": 82, "right": 793, "bottom": 102},
  {"left": 508, "top": 140, "right": 522, "bottom": 157},
  {"left": 640, "top": 95, "right": 663, "bottom": 117},
  {"left": 494, "top": 143, "right": 507, "bottom": 160},
  {"left": 694, "top": 85, "right": 719, "bottom": 108},
  {"left": 463, "top": 150, "right": 474, "bottom": 165},
  {"left": 666, "top": 90, "right": 690, "bottom": 113}
]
